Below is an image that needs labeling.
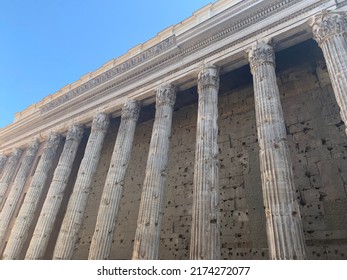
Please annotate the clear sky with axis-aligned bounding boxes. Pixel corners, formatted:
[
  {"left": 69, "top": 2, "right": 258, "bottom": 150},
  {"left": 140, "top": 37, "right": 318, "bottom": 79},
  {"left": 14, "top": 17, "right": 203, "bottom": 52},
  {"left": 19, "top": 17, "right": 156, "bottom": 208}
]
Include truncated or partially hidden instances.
[{"left": 0, "top": 0, "right": 215, "bottom": 128}]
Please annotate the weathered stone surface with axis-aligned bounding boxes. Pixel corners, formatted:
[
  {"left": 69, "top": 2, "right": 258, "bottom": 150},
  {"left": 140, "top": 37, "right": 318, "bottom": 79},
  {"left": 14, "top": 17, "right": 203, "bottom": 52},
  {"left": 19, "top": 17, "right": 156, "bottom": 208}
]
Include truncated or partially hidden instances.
[
  {"left": 190, "top": 65, "right": 220, "bottom": 260},
  {"left": 25, "top": 124, "right": 84, "bottom": 259},
  {"left": 89, "top": 100, "right": 140, "bottom": 260},
  {"left": 248, "top": 42, "right": 306, "bottom": 259},
  {"left": 0, "top": 139, "right": 39, "bottom": 249},
  {"left": 2, "top": 133, "right": 61, "bottom": 259},
  {"left": 53, "top": 113, "right": 109, "bottom": 260},
  {"left": 132, "top": 84, "right": 176, "bottom": 260},
  {"left": 0, "top": 154, "right": 7, "bottom": 175}
]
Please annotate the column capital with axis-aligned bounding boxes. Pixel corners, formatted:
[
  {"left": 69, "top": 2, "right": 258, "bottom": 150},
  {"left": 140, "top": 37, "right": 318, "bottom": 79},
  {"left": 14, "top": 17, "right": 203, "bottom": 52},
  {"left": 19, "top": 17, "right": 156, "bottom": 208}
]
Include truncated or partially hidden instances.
[
  {"left": 0, "top": 154, "right": 7, "bottom": 163},
  {"left": 248, "top": 42, "right": 275, "bottom": 72},
  {"left": 66, "top": 124, "right": 84, "bottom": 142},
  {"left": 45, "top": 133, "right": 62, "bottom": 149},
  {"left": 8, "top": 148, "right": 23, "bottom": 163},
  {"left": 92, "top": 112, "right": 110, "bottom": 132},
  {"left": 121, "top": 99, "right": 141, "bottom": 121},
  {"left": 197, "top": 65, "right": 219, "bottom": 92},
  {"left": 155, "top": 84, "right": 176, "bottom": 108},
  {"left": 311, "top": 10, "right": 347, "bottom": 45},
  {"left": 27, "top": 139, "right": 40, "bottom": 156}
]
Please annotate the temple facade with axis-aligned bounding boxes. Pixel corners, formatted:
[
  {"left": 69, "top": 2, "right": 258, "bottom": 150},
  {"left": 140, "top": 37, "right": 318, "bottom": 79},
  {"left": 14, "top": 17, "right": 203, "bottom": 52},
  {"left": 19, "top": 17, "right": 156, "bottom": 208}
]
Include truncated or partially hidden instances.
[{"left": 0, "top": 0, "right": 347, "bottom": 260}]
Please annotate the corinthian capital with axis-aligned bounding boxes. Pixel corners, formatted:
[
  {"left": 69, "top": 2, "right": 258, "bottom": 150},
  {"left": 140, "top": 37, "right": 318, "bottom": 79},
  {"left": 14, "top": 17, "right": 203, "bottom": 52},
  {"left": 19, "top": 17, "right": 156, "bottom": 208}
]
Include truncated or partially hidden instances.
[
  {"left": 156, "top": 84, "right": 176, "bottom": 108},
  {"left": 0, "top": 154, "right": 7, "bottom": 165},
  {"left": 26, "top": 139, "right": 40, "bottom": 156},
  {"left": 45, "top": 133, "right": 62, "bottom": 149},
  {"left": 66, "top": 124, "right": 84, "bottom": 141},
  {"left": 197, "top": 65, "right": 219, "bottom": 93},
  {"left": 92, "top": 113, "right": 110, "bottom": 132},
  {"left": 8, "top": 148, "right": 22, "bottom": 163},
  {"left": 311, "top": 10, "right": 347, "bottom": 45},
  {"left": 121, "top": 99, "right": 141, "bottom": 121},
  {"left": 248, "top": 42, "right": 275, "bottom": 72}
]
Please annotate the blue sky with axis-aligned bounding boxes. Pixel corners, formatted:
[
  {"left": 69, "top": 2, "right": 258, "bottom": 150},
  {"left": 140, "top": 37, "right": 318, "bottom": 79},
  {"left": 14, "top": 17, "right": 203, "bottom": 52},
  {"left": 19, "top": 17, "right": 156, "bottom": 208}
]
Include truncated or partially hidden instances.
[{"left": 0, "top": 0, "right": 214, "bottom": 128}]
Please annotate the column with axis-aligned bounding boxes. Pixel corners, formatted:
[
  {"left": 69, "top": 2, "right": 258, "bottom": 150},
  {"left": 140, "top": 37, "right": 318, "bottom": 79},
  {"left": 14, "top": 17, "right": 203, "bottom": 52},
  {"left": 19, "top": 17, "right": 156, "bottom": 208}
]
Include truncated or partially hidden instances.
[
  {"left": 311, "top": 11, "right": 347, "bottom": 135},
  {"left": 0, "top": 139, "right": 40, "bottom": 248},
  {"left": 248, "top": 42, "right": 306, "bottom": 259},
  {"left": 190, "top": 65, "right": 220, "bottom": 260},
  {"left": 0, "top": 154, "right": 7, "bottom": 175},
  {"left": 2, "top": 133, "right": 61, "bottom": 259},
  {"left": 0, "top": 148, "right": 23, "bottom": 206},
  {"left": 89, "top": 100, "right": 140, "bottom": 260},
  {"left": 132, "top": 84, "right": 176, "bottom": 260},
  {"left": 25, "top": 124, "right": 84, "bottom": 260},
  {"left": 53, "top": 113, "right": 109, "bottom": 260}
]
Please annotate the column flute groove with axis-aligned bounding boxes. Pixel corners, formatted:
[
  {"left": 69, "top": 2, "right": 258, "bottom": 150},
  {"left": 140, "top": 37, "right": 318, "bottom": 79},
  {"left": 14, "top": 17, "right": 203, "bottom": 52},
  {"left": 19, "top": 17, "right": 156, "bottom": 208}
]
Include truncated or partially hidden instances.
[
  {"left": 311, "top": 11, "right": 347, "bottom": 135},
  {"left": 0, "top": 148, "right": 23, "bottom": 206},
  {"left": 2, "top": 133, "right": 62, "bottom": 259},
  {"left": 25, "top": 124, "right": 84, "bottom": 260},
  {"left": 248, "top": 42, "right": 306, "bottom": 259},
  {"left": 0, "top": 139, "right": 40, "bottom": 249},
  {"left": 132, "top": 84, "right": 176, "bottom": 260},
  {"left": 53, "top": 113, "right": 109, "bottom": 260},
  {"left": 89, "top": 100, "right": 140, "bottom": 260},
  {"left": 190, "top": 65, "right": 220, "bottom": 260}
]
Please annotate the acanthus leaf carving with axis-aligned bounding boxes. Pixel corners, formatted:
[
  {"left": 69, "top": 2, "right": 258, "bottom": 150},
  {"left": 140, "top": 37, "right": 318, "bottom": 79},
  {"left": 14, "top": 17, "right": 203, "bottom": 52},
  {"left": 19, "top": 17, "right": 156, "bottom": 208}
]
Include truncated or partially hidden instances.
[
  {"left": 248, "top": 42, "right": 275, "bottom": 72},
  {"left": 45, "top": 133, "right": 62, "bottom": 150},
  {"left": 197, "top": 65, "right": 219, "bottom": 93},
  {"left": 66, "top": 124, "right": 84, "bottom": 142},
  {"left": 26, "top": 139, "right": 40, "bottom": 157},
  {"left": 155, "top": 84, "right": 176, "bottom": 108},
  {"left": 92, "top": 112, "right": 110, "bottom": 132},
  {"left": 121, "top": 100, "right": 141, "bottom": 121}
]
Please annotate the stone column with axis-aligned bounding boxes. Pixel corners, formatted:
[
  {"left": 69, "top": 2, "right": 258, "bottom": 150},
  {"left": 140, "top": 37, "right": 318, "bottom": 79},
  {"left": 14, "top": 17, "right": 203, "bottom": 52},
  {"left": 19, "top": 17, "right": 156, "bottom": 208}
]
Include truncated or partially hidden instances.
[
  {"left": 0, "top": 139, "right": 40, "bottom": 248},
  {"left": 132, "top": 84, "right": 176, "bottom": 260},
  {"left": 311, "top": 11, "right": 347, "bottom": 135},
  {"left": 190, "top": 65, "right": 220, "bottom": 260},
  {"left": 53, "top": 113, "right": 109, "bottom": 260},
  {"left": 2, "top": 133, "right": 61, "bottom": 260},
  {"left": 89, "top": 100, "right": 140, "bottom": 260},
  {"left": 0, "top": 154, "right": 7, "bottom": 175},
  {"left": 0, "top": 148, "right": 23, "bottom": 206},
  {"left": 25, "top": 124, "right": 84, "bottom": 260},
  {"left": 248, "top": 42, "right": 306, "bottom": 259}
]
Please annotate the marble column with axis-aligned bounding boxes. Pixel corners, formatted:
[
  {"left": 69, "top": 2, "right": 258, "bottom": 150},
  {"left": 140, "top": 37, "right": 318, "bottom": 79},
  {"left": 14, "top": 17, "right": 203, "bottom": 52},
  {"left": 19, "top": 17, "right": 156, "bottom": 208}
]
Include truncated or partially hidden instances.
[
  {"left": 0, "top": 139, "right": 40, "bottom": 249},
  {"left": 248, "top": 42, "right": 306, "bottom": 259},
  {"left": 311, "top": 11, "right": 347, "bottom": 135},
  {"left": 25, "top": 124, "right": 84, "bottom": 260},
  {"left": 0, "top": 148, "right": 23, "bottom": 206},
  {"left": 0, "top": 154, "right": 7, "bottom": 175},
  {"left": 190, "top": 65, "right": 220, "bottom": 260},
  {"left": 2, "top": 133, "right": 61, "bottom": 259},
  {"left": 132, "top": 84, "right": 176, "bottom": 260},
  {"left": 53, "top": 113, "right": 109, "bottom": 260},
  {"left": 89, "top": 100, "right": 140, "bottom": 260}
]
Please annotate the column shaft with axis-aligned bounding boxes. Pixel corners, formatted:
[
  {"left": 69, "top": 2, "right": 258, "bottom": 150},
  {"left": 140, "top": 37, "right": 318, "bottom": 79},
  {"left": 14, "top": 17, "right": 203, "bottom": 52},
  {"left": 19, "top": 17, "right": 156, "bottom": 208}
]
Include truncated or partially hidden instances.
[
  {"left": 25, "top": 124, "right": 84, "bottom": 260},
  {"left": 2, "top": 133, "right": 61, "bottom": 259},
  {"left": 0, "top": 149, "right": 23, "bottom": 206},
  {"left": 0, "top": 139, "right": 40, "bottom": 249},
  {"left": 132, "top": 84, "right": 176, "bottom": 260},
  {"left": 53, "top": 113, "right": 109, "bottom": 260},
  {"left": 89, "top": 100, "right": 140, "bottom": 260},
  {"left": 190, "top": 66, "right": 220, "bottom": 260},
  {"left": 311, "top": 11, "right": 347, "bottom": 135},
  {"left": 249, "top": 42, "right": 306, "bottom": 259}
]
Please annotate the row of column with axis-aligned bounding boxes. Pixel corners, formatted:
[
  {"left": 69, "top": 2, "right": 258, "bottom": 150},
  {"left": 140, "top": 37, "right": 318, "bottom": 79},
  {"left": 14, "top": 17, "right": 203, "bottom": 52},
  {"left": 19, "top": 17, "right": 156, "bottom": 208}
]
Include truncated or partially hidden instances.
[{"left": 0, "top": 10, "right": 346, "bottom": 260}]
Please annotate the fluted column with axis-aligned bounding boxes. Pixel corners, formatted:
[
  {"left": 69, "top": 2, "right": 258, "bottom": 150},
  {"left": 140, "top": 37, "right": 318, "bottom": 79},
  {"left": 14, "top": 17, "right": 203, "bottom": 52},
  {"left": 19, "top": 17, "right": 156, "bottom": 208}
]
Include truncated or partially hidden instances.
[
  {"left": 0, "top": 154, "right": 7, "bottom": 175},
  {"left": 25, "top": 124, "right": 84, "bottom": 260},
  {"left": 53, "top": 113, "right": 109, "bottom": 260},
  {"left": 0, "top": 149, "right": 23, "bottom": 206},
  {"left": 2, "top": 133, "right": 61, "bottom": 259},
  {"left": 132, "top": 84, "right": 176, "bottom": 260},
  {"left": 311, "top": 11, "right": 347, "bottom": 135},
  {"left": 89, "top": 100, "right": 140, "bottom": 260},
  {"left": 190, "top": 65, "right": 220, "bottom": 260},
  {"left": 0, "top": 139, "right": 40, "bottom": 249},
  {"left": 248, "top": 42, "right": 306, "bottom": 259}
]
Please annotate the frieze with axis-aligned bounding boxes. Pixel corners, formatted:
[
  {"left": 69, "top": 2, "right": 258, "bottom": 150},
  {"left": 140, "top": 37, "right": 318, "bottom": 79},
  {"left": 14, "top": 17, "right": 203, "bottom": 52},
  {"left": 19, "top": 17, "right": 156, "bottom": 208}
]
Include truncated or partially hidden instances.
[{"left": 40, "top": 36, "right": 176, "bottom": 114}]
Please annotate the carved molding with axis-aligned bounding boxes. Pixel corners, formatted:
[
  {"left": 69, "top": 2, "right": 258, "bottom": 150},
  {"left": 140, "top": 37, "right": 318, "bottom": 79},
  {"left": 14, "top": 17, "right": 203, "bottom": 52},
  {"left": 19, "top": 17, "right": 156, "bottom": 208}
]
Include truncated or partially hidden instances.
[
  {"left": 311, "top": 10, "right": 347, "bottom": 45},
  {"left": 8, "top": 148, "right": 22, "bottom": 163},
  {"left": 66, "top": 124, "right": 84, "bottom": 142},
  {"left": 155, "top": 84, "right": 176, "bottom": 108},
  {"left": 248, "top": 42, "right": 275, "bottom": 72},
  {"left": 26, "top": 139, "right": 40, "bottom": 156},
  {"left": 45, "top": 133, "right": 62, "bottom": 150},
  {"left": 92, "top": 112, "right": 110, "bottom": 132},
  {"left": 121, "top": 100, "right": 141, "bottom": 121},
  {"left": 197, "top": 65, "right": 219, "bottom": 93}
]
